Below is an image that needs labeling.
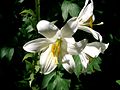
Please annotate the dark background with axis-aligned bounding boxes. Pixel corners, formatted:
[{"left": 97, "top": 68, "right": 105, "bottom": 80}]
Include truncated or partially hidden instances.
[{"left": 0, "top": 0, "right": 120, "bottom": 90}]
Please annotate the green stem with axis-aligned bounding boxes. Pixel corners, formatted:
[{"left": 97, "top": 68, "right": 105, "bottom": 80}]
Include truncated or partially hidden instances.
[{"left": 35, "top": 0, "right": 40, "bottom": 21}]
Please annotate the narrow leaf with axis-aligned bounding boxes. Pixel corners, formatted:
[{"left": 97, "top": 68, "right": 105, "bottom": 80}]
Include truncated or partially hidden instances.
[{"left": 20, "top": 9, "right": 35, "bottom": 16}]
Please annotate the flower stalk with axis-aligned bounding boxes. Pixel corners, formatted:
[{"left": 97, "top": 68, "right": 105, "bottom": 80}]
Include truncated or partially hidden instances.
[{"left": 35, "top": 0, "right": 40, "bottom": 21}]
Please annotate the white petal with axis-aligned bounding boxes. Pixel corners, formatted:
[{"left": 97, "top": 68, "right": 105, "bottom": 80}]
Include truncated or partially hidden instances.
[
  {"left": 78, "top": 0, "right": 89, "bottom": 18},
  {"left": 50, "top": 30, "right": 62, "bottom": 42},
  {"left": 60, "top": 38, "right": 68, "bottom": 57},
  {"left": 80, "top": 3, "right": 94, "bottom": 23},
  {"left": 23, "top": 38, "right": 52, "bottom": 52},
  {"left": 65, "top": 38, "right": 78, "bottom": 55},
  {"left": 67, "top": 43, "right": 78, "bottom": 55},
  {"left": 62, "top": 54, "right": 75, "bottom": 73},
  {"left": 64, "top": 37, "right": 76, "bottom": 44},
  {"left": 78, "top": 26, "right": 102, "bottom": 41},
  {"left": 78, "top": 0, "right": 94, "bottom": 22},
  {"left": 67, "top": 39, "right": 88, "bottom": 55},
  {"left": 37, "top": 20, "right": 59, "bottom": 38},
  {"left": 83, "top": 42, "right": 109, "bottom": 57},
  {"left": 83, "top": 45, "right": 101, "bottom": 58},
  {"left": 61, "top": 17, "right": 78, "bottom": 37},
  {"left": 79, "top": 52, "right": 89, "bottom": 68},
  {"left": 40, "top": 44, "right": 57, "bottom": 75},
  {"left": 76, "top": 39, "right": 88, "bottom": 53}
]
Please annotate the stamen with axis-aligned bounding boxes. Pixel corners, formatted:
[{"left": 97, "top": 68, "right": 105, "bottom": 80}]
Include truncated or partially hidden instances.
[
  {"left": 51, "top": 39, "right": 62, "bottom": 64},
  {"left": 94, "top": 22, "right": 104, "bottom": 26},
  {"left": 80, "top": 16, "right": 94, "bottom": 28}
]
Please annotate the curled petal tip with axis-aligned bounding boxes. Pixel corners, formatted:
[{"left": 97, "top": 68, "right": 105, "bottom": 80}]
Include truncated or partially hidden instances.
[{"left": 36, "top": 20, "right": 50, "bottom": 32}]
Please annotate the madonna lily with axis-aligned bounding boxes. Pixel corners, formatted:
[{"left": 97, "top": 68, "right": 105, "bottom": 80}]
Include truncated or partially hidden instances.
[
  {"left": 23, "top": 20, "right": 87, "bottom": 75},
  {"left": 66, "top": 0, "right": 103, "bottom": 41},
  {"left": 77, "top": 0, "right": 103, "bottom": 41},
  {"left": 78, "top": 42, "right": 109, "bottom": 68}
]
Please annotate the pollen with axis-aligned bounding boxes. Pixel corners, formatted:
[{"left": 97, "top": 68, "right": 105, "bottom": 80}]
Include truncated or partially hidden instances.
[
  {"left": 51, "top": 39, "right": 62, "bottom": 64},
  {"left": 51, "top": 39, "right": 61, "bottom": 57}
]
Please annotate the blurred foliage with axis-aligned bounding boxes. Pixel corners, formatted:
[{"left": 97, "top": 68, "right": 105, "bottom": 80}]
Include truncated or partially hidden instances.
[
  {"left": 0, "top": 0, "right": 120, "bottom": 90},
  {"left": 116, "top": 80, "right": 120, "bottom": 85},
  {"left": 0, "top": 47, "right": 14, "bottom": 61}
]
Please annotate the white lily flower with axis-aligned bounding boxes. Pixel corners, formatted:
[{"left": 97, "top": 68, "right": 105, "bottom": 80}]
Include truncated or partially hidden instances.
[
  {"left": 77, "top": 0, "right": 103, "bottom": 41},
  {"left": 67, "top": 0, "right": 102, "bottom": 41},
  {"left": 23, "top": 20, "right": 87, "bottom": 74},
  {"left": 78, "top": 42, "right": 109, "bottom": 68}
]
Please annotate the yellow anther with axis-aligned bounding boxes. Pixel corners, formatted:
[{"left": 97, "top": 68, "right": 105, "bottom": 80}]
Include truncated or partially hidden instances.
[
  {"left": 51, "top": 39, "right": 62, "bottom": 65},
  {"left": 51, "top": 39, "right": 61, "bottom": 57},
  {"left": 51, "top": 44, "right": 56, "bottom": 55}
]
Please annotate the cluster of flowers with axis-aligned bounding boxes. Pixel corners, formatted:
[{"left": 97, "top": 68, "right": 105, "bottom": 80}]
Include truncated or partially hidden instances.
[{"left": 23, "top": 0, "right": 109, "bottom": 75}]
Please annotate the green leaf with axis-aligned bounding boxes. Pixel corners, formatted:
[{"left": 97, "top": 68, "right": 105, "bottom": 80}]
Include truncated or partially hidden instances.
[
  {"left": 68, "top": 3, "right": 80, "bottom": 17},
  {"left": 23, "top": 53, "right": 34, "bottom": 61},
  {"left": 0, "top": 47, "right": 8, "bottom": 59},
  {"left": 116, "top": 80, "right": 120, "bottom": 85},
  {"left": 55, "top": 75, "right": 70, "bottom": 90},
  {"left": 73, "top": 55, "right": 82, "bottom": 78},
  {"left": 61, "top": 1, "right": 80, "bottom": 21},
  {"left": 86, "top": 57, "right": 102, "bottom": 74},
  {"left": 20, "top": 9, "right": 35, "bottom": 17},
  {"left": 61, "top": 1, "right": 70, "bottom": 21},
  {"left": 86, "top": 64, "right": 94, "bottom": 74},
  {"left": 26, "top": 25, "right": 34, "bottom": 33},
  {"left": 25, "top": 60, "right": 33, "bottom": 71},
  {"left": 47, "top": 78, "right": 57, "bottom": 90},
  {"left": 35, "top": 65, "right": 40, "bottom": 73},
  {"left": 42, "top": 71, "right": 56, "bottom": 89},
  {"left": 7, "top": 48, "right": 14, "bottom": 61},
  {"left": 47, "top": 74, "right": 70, "bottom": 90},
  {"left": 92, "top": 57, "right": 101, "bottom": 71}
]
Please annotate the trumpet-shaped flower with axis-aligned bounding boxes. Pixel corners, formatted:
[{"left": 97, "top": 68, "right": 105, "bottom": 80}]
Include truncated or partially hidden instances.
[
  {"left": 77, "top": 0, "right": 103, "bottom": 41},
  {"left": 23, "top": 20, "right": 87, "bottom": 74},
  {"left": 78, "top": 42, "right": 109, "bottom": 68},
  {"left": 67, "top": 0, "right": 103, "bottom": 41}
]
